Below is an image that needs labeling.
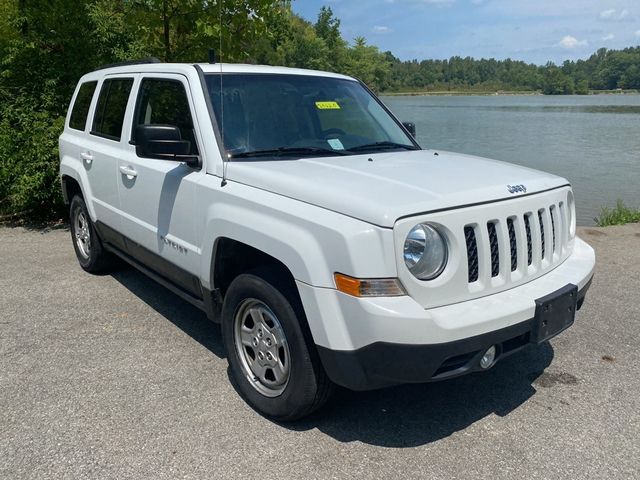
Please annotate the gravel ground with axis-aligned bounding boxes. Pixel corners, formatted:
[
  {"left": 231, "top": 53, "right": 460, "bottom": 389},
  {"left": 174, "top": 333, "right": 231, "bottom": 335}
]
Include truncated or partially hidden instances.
[{"left": 1, "top": 224, "right": 639, "bottom": 479}]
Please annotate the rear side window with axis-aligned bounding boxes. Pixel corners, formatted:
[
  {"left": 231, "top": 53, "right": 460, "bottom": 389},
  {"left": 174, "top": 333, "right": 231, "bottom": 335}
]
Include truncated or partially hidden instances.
[
  {"left": 91, "top": 78, "right": 134, "bottom": 141},
  {"left": 69, "top": 81, "right": 97, "bottom": 131},
  {"left": 132, "top": 78, "right": 199, "bottom": 155}
]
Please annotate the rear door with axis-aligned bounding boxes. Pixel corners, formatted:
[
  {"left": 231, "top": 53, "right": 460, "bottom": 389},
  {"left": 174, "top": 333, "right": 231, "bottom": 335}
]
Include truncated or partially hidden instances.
[
  {"left": 83, "top": 75, "right": 137, "bottom": 229},
  {"left": 61, "top": 80, "right": 100, "bottom": 203},
  {"left": 116, "top": 74, "right": 203, "bottom": 296}
]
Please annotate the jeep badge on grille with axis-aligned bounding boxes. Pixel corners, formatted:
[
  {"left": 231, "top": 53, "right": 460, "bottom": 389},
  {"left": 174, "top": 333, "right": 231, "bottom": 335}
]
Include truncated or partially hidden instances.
[{"left": 507, "top": 184, "right": 527, "bottom": 194}]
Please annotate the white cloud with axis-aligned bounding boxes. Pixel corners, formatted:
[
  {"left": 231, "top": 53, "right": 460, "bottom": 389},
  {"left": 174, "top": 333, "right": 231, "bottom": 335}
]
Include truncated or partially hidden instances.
[
  {"left": 602, "top": 33, "right": 615, "bottom": 41},
  {"left": 636, "top": 30, "right": 640, "bottom": 38},
  {"left": 559, "top": 35, "right": 588, "bottom": 49},
  {"left": 372, "top": 25, "right": 392, "bottom": 34},
  {"left": 599, "top": 9, "right": 629, "bottom": 21}
]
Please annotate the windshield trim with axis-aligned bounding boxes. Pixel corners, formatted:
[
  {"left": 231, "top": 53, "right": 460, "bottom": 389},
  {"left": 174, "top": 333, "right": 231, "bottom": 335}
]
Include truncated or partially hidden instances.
[
  {"left": 200, "top": 71, "right": 422, "bottom": 162},
  {"left": 194, "top": 64, "right": 227, "bottom": 162},
  {"left": 355, "top": 78, "right": 422, "bottom": 150}
]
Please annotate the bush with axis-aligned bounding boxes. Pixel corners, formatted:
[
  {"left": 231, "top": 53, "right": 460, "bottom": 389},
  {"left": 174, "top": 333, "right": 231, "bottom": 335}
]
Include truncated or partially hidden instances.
[
  {"left": 0, "top": 110, "right": 65, "bottom": 220},
  {"left": 595, "top": 200, "right": 640, "bottom": 226}
]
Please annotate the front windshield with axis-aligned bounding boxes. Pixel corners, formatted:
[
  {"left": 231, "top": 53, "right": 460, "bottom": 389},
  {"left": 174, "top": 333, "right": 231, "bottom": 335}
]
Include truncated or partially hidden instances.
[{"left": 205, "top": 73, "right": 419, "bottom": 159}]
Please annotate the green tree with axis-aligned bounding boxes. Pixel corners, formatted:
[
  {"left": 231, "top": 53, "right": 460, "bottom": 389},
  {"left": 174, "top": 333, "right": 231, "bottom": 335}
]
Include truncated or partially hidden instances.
[
  {"left": 313, "top": 6, "right": 346, "bottom": 71},
  {"left": 542, "top": 64, "right": 575, "bottom": 95},
  {"left": 343, "top": 36, "right": 391, "bottom": 92}
]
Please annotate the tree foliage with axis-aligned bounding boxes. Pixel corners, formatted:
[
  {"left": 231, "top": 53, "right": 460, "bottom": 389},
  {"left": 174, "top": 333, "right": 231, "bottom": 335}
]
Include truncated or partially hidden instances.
[{"left": 1, "top": 1, "right": 640, "bottom": 219}]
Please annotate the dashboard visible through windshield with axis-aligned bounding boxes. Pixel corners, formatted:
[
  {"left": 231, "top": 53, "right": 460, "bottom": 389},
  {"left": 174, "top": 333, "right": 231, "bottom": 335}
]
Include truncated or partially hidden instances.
[{"left": 204, "top": 73, "right": 419, "bottom": 159}]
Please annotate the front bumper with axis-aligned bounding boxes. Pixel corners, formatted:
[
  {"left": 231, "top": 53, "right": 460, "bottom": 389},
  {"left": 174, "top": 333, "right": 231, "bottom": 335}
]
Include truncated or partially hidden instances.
[
  {"left": 317, "top": 279, "right": 591, "bottom": 390},
  {"left": 296, "top": 236, "right": 595, "bottom": 390}
]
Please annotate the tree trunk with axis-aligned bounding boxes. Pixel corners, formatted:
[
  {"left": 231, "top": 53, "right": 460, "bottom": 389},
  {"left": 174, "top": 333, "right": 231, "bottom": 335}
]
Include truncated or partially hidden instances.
[{"left": 162, "top": 0, "right": 171, "bottom": 61}]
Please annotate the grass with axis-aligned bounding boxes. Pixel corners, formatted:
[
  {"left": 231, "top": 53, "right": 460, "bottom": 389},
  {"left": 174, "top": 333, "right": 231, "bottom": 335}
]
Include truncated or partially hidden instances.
[{"left": 595, "top": 200, "right": 640, "bottom": 226}]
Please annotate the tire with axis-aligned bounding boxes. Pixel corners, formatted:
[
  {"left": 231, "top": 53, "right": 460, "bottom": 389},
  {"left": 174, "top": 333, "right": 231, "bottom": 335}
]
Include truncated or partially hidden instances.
[
  {"left": 69, "top": 195, "right": 112, "bottom": 273},
  {"left": 222, "top": 270, "right": 333, "bottom": 421}
]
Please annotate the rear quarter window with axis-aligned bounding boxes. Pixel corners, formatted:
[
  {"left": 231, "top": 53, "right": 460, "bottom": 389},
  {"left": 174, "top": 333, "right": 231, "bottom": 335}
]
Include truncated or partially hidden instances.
[
  {"left": 91, "top": 78, "right": 134, "bottom": 141},
  {"left": 69, "top": 81, "right": 97, "bottom": 131}
]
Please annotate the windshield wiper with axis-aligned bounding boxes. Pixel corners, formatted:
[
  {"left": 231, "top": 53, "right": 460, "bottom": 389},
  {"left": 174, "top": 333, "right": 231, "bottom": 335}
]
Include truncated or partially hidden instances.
[
  {"left": 230, "top": 146, "right": 347, "bottom": 159},
  {"left": 348, "top": 141, "right": 418, "bottom": 153}
]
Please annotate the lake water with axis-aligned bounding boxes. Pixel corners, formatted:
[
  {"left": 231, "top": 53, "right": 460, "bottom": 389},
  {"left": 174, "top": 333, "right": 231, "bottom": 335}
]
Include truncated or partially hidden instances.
[{"left": 381, "top": 94, "right": 640, "bottom": 226}]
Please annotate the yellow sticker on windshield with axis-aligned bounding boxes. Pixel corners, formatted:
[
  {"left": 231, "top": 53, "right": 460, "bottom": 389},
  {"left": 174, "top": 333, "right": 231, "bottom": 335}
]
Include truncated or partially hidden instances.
[{"left": 315, "top": 101, "right": 340, "bottom": 110}]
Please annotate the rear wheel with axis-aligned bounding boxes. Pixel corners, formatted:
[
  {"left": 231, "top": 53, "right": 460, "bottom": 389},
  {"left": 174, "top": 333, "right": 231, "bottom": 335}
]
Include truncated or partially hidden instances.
[
  {"left": 222, "top": 271, "right": 333, "bottom": 420},
  {"left": 69, "top": 195, "right": 112, "bottom": 273}
]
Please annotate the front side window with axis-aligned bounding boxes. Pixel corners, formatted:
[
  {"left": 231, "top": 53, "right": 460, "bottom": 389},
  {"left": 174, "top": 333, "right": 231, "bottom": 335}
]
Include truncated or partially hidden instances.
[
  {"left": 205, "top": 74, "right": 418, "bottom": 159},
  {"left": 69, "top": 81, "right": 97, "bottom": 131},
  {"left": 91, "top": 78, "right": 134, "bottom": 141},
  {"left": 132, "top": 78, "right": 199, "bottom": 155}
]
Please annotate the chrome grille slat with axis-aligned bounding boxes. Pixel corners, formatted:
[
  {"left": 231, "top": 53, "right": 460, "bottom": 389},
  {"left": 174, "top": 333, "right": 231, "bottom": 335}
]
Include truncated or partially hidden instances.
[{"left": 558, "top": 201, "right": 567, "bottom": 256}]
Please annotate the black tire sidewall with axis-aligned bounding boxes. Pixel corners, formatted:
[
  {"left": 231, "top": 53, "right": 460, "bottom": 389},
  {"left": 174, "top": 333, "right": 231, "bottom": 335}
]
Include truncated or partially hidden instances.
[
  {"left": 222, "top": 273, "right": 321, "bottom": 420},
  {"left": 69, "top": 196, "right": 103, "bottom": 271}
]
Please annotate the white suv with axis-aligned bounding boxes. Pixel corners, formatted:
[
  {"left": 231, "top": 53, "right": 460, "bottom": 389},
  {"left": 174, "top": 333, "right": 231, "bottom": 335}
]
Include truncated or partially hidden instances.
[{"left": 59, "top": 60, "right": 595, "bottom": 420}]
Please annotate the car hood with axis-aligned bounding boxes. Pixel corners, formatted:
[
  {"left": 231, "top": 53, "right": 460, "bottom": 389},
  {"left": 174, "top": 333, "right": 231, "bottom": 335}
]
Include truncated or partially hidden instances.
[{"left": 225, "top": 149, "right": 569, "bottom": 228}]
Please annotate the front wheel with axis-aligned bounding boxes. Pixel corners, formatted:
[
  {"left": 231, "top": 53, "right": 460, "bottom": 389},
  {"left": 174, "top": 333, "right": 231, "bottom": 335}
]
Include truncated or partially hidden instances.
[
  {"left": 69, "top": 195, "right": 112, "bottom": 273},
  {"left": 222, "top": 271, "right": 333, "bottom": 420}
]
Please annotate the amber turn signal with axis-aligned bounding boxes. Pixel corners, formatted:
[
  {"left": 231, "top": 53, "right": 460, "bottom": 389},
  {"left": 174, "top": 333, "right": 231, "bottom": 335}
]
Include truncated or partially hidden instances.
[{"left": 334, "top": 273, "right": 406, "bottom": 297}]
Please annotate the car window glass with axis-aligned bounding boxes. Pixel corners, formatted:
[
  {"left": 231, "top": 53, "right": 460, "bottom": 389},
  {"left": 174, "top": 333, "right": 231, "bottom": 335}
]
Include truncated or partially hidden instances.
[
  {"left": 69, "top": 81, "right": 97, "bottom": 131},
  {"left": 92, "top": 78, "right": 134, "bottom": 141},
  {"left": 206, "top": 74, "right": 414, "bottom": 156},
  {"left": 133, "top": 78, "right": 199, "bottom": 155}
]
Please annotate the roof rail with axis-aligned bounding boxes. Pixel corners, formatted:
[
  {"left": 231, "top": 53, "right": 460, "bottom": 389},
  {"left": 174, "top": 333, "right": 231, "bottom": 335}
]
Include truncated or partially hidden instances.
[{"left": 94, "top": 57, "right": 162, "bottom": 72}]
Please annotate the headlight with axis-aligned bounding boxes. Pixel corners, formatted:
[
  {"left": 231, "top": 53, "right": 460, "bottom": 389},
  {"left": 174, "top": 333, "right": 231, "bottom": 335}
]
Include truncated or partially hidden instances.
[{"left": 403, "top": 223, "right": 448, "bottom": 280}]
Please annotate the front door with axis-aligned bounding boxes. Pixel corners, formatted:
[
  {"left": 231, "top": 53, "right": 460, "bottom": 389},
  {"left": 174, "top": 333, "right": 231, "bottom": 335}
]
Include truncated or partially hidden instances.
[{"left": 116, "top": 74, "right": 204, "bottom": 296}]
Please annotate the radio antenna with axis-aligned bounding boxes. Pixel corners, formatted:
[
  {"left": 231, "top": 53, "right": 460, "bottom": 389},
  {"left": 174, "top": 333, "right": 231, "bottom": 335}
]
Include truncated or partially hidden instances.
[{"left": 219, "top": 0, "right": 227, "bottom": 187}]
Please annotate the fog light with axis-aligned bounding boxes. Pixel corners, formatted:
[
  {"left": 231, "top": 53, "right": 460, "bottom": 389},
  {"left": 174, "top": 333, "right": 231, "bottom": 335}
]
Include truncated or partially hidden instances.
[{"left": 480, "top": 346, "right": 497, "bottom": 369}]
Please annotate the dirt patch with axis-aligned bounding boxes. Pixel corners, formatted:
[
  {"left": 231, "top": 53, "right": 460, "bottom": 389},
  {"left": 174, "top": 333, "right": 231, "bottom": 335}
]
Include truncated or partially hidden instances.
[
  {"left": 584, "top": 229, "right": 607, "bottom": 237},
  {"left": 602, "top": 355, "right": 616, "bottom": 363},
  {"left": 531, "top": 371, "right": 579, "bottom": 388}
]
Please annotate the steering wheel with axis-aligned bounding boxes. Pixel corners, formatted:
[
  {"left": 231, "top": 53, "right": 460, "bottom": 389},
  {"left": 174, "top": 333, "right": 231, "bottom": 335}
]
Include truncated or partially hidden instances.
[{"left": 322, "top": 128, "right": 346, "bottom": 139}]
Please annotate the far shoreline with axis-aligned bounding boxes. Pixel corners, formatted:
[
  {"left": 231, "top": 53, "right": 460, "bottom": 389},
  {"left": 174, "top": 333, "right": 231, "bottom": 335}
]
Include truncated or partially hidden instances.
[{"left": 380, "top": 89, "right": 640, "bottom": 97}]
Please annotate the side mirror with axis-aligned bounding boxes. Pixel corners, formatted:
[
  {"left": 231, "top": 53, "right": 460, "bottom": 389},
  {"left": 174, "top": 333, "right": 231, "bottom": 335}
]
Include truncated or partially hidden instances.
[
  {"left": 133, "top": 124, "right": 199, "bottom": 167},
  {"left": 402, "top": 121, "right": 416, "bottom": 138}
]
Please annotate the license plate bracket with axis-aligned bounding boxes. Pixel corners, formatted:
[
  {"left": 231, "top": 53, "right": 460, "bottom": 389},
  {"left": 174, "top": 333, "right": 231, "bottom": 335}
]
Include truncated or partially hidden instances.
[{"left": 531, "top": 284, "right": 578, "bottom": 344}]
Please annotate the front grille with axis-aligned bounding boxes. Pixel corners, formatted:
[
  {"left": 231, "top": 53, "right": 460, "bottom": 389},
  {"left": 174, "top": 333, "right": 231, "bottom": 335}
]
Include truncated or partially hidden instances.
[
  {"left": 463, "top": 201, "right": 568, "bottom": 284},
  {"left": 465, "top": 226, "right": 479, "bottom": 283}
]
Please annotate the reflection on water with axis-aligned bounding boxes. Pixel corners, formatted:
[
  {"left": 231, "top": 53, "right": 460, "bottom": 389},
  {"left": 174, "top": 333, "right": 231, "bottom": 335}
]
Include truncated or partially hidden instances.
[
  {"left": 419, "top": 105, "right": 640, "bottom": 114},
  {"left": 383, "top": 94, "right": 640, "bottom": 226}
]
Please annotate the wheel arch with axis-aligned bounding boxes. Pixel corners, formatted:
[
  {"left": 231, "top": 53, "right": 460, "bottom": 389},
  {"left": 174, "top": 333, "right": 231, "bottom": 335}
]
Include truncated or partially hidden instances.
[
  {"left": 61, "top": 174, "right": 84, "bottom": 204},
  {"left": 211, "top": 237, "right": 301, "bottom": 300},
  {"left": 59, "top": 160, "right": 97, "bottom": 220}
]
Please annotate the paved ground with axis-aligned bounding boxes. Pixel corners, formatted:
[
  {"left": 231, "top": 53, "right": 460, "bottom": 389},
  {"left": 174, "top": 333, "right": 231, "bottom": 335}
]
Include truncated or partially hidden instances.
[{"left": 1, "top": 224, "right": 639, "bottom": 479}]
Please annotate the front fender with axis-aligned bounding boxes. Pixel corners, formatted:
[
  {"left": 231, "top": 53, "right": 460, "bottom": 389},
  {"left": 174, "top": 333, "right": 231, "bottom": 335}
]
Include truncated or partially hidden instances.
[{"left": 196, "top": 178, "right": 397, "bottom": 290}]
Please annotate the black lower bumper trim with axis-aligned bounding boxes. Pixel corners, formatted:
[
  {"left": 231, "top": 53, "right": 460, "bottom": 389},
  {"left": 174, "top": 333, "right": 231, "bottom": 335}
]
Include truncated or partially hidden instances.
[{"left": 317, "top": 279, "right": 592, "bottom": 391}]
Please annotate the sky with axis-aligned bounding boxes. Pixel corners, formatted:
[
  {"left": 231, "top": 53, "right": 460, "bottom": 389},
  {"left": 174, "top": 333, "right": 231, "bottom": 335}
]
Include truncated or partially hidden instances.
[{"left": 291, "top": 0, "right": 640, "bottom": 65}]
